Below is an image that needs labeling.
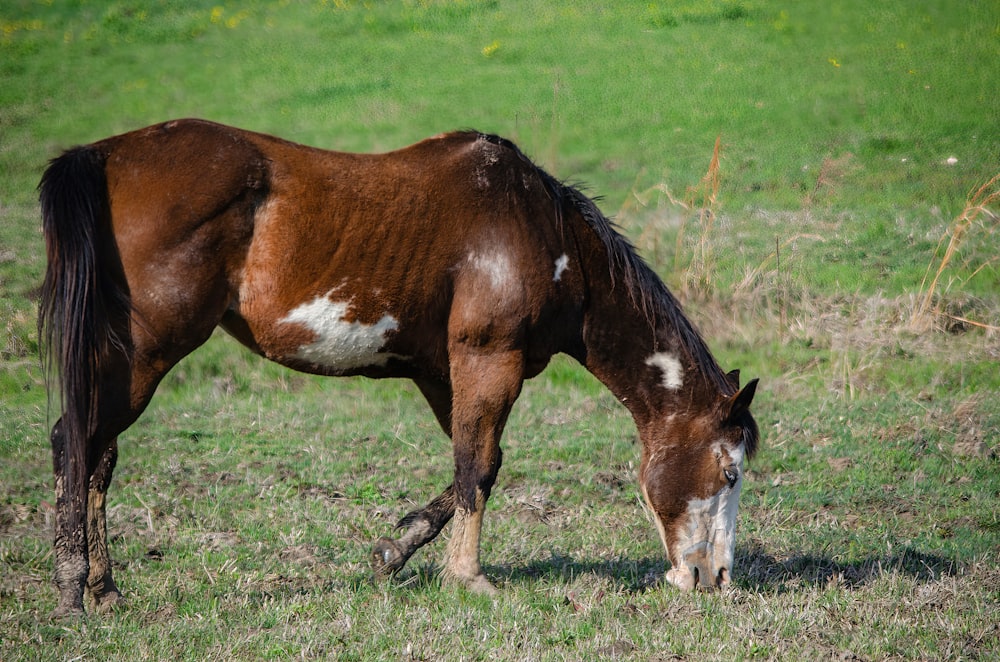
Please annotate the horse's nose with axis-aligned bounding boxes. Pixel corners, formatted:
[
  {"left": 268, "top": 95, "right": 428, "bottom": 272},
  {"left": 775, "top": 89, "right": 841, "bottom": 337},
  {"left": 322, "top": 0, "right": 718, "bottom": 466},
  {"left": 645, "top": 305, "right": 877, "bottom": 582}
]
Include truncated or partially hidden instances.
[
  {"left": 695, "top": 561, "right": 731, "bottom": 590},
  {"left": 697, "top": 564, "right": 730, "bottom": 590}
]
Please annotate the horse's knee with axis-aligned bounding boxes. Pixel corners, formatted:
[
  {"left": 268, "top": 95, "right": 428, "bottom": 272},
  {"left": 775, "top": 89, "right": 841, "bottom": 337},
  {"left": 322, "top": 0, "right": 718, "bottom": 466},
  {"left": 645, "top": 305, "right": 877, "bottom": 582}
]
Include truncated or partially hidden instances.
[{"left": 454, "top": 446, "right": 502, "bottom": 511}]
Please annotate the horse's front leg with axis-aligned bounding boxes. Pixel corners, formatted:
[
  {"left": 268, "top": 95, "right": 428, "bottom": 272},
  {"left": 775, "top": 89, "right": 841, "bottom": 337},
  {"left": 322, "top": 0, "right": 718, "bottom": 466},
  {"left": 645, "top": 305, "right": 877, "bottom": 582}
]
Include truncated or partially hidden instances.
[
  {"left": 441, "top": 348, "right": 523, "bottom": 594},
  {"left": 87, "top": 437, "right": 122, "bottom": 612},
  {"left": 372, "top": 378, "right": 456, "bottom": 577},
  {"left": 372, "top": 486, "right": 455, "bottom": 576}
]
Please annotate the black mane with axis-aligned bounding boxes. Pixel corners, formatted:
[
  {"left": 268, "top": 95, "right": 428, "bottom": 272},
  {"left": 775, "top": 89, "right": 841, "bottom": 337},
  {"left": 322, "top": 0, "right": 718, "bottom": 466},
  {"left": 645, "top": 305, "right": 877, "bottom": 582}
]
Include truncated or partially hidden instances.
[
  {"left": 473, "top": 131, "right": 744, "bottom": 399},
  {"left": 568, "top": 185, "right": 734, "bottom": 386},
  {"left": 566, "top": 184, "right": 761, "bottom": 458}
]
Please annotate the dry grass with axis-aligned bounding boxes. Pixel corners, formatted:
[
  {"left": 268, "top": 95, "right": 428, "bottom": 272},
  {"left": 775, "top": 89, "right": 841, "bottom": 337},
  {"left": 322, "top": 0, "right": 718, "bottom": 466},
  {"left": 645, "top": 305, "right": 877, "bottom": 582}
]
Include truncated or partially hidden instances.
[
  {"left": 911, "top": 173, "right": 1000, "bottom": 332},
  {"left": 623, "top": 135, "right": 724, "bottom": 299},
  {"left": 803, "top": 152, "right": 855, "bottom": 208},
  {"left": 681, "top": 134, "right": 723, "bottom": 294}
]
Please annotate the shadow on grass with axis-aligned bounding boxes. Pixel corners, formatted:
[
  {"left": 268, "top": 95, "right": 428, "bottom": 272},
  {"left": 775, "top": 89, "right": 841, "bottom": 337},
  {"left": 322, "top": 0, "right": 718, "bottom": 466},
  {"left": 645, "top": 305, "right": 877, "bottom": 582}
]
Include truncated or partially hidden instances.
[
  {"left": 479, "top": 543, "right": 962, "bottom": 594},
  {"left": 340, "top": 534, "right": 962, "bottom": 595},
  {"left": 735, "top": 541, "right": 962, "bottom": 593},
  {"left": 491, "top": 555, "right": 667, "bottom": 592}
]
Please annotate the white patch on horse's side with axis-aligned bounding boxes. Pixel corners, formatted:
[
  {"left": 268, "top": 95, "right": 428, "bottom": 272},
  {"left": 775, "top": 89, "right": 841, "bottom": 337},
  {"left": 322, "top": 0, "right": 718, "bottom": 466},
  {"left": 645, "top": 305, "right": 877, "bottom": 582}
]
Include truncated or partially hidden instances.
[
  {"left": 468, "top": 250, "right": 514, "bottom": 291},
  {"left": 553, "top": 254, "right": 569, "bottom": 282},
  {"left": 646, "top": 352, "right": 684, "bottom": 390},
  {"left": 281, "top": 295, "right": 399, "bottom": 370}
]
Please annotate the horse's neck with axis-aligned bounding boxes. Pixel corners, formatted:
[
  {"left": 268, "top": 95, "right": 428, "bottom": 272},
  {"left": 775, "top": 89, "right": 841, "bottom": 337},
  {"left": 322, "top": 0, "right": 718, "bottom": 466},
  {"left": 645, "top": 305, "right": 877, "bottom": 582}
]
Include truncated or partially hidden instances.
[
  {"left": 581, "top": 304, "right": 682, "bottom": 430},
  {"left": 572, "top": 227, "right": 718, "bottom": 432}
]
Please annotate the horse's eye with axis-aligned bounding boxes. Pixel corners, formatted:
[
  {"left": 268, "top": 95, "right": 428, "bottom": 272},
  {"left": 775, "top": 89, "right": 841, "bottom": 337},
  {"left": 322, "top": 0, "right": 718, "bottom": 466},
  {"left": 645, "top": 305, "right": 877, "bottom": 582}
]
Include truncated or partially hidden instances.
[{"left": 723, "top": 465, "right": 739, "bottom": 489}]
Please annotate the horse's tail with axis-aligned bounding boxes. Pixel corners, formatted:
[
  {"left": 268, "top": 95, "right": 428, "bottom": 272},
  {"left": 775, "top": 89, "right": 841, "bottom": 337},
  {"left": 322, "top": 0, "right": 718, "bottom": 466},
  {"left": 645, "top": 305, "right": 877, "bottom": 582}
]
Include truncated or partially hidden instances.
[{"left": 38, "top": 145, "right": 130, "bottom": 498}]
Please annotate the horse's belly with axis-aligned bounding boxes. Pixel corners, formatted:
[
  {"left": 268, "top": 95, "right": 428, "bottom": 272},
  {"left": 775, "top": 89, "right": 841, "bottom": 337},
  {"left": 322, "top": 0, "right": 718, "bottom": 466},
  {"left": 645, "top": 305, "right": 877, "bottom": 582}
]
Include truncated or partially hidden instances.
[
  {"left": 279, "top": 295, "right": 404, "bottom": 371},
  {"left": 224, "top": 292, "right": 411, "bottom": 376}
]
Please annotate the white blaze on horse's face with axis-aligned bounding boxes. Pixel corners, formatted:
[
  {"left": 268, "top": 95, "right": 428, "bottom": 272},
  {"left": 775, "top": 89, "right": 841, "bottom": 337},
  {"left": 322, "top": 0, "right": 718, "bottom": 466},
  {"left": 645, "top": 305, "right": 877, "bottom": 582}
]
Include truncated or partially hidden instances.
[
  {"left": 664, "top": 443, "right": 744, "bottom": 591},
  {"left": 281, "top": 295, "right": 398, "bottom": 369},
  {"left": 641, "top": 432, "right": 747, "bottom": 592}
]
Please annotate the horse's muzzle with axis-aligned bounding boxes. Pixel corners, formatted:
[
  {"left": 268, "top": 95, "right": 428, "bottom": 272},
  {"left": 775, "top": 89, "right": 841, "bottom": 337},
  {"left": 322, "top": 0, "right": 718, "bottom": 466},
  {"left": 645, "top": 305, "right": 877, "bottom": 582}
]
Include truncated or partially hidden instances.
[{"left": 665, "top": 540, "right": 732, "bottom": 591}]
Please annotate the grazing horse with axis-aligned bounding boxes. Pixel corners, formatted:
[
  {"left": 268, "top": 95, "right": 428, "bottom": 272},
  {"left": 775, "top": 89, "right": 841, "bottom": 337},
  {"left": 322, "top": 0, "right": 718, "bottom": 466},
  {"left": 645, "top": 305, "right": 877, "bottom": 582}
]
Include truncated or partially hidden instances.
[{"left": 38, "top": 119, "right": 759, "bottom": 617}]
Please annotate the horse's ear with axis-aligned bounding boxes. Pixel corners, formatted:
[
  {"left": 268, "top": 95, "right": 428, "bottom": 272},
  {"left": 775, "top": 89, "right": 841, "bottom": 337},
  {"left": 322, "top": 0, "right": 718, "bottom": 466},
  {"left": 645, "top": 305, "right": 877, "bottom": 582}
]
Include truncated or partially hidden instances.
[
  {"left": 726, "top": 369, "right": 741, "bottom": 389},
  {"left": 726, "top": 378, "right": 758, "bottom": 423}
]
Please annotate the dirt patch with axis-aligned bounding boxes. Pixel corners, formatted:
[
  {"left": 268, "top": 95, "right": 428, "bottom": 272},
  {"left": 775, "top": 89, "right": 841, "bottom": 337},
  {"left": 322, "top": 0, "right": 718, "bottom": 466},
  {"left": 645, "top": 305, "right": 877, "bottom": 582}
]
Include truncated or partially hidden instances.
[
  {"left": 279, "top": 543, "right": 322, "bottom": 567},
  {"left": 195, "top": 531, "right": 240, "bottom": 551}
]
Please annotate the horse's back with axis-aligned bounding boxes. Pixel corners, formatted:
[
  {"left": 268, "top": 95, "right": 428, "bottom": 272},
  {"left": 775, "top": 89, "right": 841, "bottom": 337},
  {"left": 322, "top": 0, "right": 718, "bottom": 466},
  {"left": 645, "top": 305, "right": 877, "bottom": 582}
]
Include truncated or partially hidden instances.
[
  {"left": 92, "top": 120, "right": 579, "bottom": 379},
  {"left": 101, "top": 119, "right": 267, "bottom": 228}
]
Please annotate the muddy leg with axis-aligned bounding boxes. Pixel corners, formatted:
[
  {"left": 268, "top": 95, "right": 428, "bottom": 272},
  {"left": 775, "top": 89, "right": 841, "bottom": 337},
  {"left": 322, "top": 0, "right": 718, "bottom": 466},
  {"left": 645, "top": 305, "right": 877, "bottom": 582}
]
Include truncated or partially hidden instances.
[
  {"left": 86, "top": 437, "right": 122, "bottom": 612},
  {"left": 49, "top": 334, "right": 213, "bottom": 617},
  {"left": 51, "top": 375, "right": 131, "bottom": 618},
  {"left": 50, "top": 419, "right": 89, "bottom": 618}
]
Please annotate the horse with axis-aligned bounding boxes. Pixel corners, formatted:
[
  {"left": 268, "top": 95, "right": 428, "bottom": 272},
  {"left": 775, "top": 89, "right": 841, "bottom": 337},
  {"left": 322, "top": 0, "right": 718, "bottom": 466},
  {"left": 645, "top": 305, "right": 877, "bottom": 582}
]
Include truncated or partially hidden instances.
[{"left": 38, "top": 119, "right": 759, "bottom": 617}]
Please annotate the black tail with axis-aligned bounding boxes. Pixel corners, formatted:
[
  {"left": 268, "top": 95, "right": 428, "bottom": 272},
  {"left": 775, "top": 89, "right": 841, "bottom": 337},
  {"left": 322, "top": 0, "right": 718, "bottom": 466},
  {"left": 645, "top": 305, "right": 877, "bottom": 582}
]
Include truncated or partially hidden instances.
[{"left": 38, "top": 145, "right": 130, "bottom": 496}]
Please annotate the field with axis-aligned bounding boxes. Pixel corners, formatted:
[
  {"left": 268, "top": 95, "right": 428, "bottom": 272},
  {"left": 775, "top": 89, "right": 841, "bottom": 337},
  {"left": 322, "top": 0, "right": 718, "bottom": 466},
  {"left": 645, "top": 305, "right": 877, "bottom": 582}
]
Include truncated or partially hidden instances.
[{"left": 1, "top": 1, "right": 999, "bottom": 659}]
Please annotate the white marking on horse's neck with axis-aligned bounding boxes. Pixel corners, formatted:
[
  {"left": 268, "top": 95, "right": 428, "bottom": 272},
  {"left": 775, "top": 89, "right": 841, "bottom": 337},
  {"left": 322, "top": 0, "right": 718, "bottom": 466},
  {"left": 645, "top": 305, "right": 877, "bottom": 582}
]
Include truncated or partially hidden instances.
[
  {"left": 281, "top": 294, "right": 398, "bottom": 369},
  {"left": 553, "top": 254, "right": 569, "bottom": 282},
  {"left": 646, "top": 352, "right": 684, "bottom": 390}
]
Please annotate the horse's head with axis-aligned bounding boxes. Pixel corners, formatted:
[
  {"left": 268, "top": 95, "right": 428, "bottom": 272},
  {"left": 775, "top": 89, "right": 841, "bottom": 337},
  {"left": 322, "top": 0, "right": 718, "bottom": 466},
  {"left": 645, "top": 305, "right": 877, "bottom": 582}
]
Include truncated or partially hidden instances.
[{"left": 640, "top": 377, "right": 759, "bottom": 590}]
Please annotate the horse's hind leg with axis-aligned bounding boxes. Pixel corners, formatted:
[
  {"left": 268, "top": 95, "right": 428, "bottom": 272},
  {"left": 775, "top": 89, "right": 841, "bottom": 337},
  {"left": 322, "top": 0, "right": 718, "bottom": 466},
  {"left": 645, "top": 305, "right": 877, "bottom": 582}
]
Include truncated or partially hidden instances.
[
  {"left": 52, "top": 317, "right": 224, "bottom": 616},
  {"left": 50, "top": 418, "right": 91, "bottom": 618},
  {"left": 50, "top": 368, "right": 128, "bottom": 617},
  {"left": 86, "top": 437, "right": 121, "bottom": 612},
  {"left": 50, "top": 353, "right": 143, "bottom": 617},
  {"left": 372, "top": 378, "right": 456, "bottom": 577},
  {"left": 52, "top": 432, "right": 124, "bottom": 617}
]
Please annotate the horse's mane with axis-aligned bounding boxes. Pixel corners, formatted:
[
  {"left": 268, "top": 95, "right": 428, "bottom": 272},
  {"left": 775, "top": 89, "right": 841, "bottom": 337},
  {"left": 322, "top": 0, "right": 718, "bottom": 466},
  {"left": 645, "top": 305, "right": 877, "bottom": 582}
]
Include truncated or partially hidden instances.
[
  {"left": 558, "top": 178, "right": 761, "bottom": 458},
  {"left": 472, "top": 132, "right": 737, "bottom": 396},
  {"left": 563, "top": 183, "right": 735, "bottom": 394}
]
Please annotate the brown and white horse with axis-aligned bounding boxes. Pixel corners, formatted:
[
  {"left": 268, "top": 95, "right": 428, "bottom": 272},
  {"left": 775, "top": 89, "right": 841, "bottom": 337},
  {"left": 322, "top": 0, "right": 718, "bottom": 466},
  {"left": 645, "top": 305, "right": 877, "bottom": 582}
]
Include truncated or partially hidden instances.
[{"left": 38, "top": 119, "right": 759, "bottom": 617}]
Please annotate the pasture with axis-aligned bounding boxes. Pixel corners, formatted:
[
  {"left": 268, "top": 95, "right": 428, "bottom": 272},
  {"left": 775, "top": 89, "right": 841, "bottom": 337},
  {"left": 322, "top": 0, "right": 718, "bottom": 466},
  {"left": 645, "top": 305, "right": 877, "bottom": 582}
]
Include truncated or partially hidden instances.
[{"left": 1, "top": 1, "right": 998, "bottom": 659}]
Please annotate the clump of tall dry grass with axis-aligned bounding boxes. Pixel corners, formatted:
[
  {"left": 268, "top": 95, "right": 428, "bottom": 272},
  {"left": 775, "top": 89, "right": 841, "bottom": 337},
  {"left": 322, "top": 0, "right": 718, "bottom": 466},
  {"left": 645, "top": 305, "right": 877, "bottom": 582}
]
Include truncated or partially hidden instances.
[
  {"left": 617, "top": 136, "right": 723, "bottom": 299},
  {"left": 678, "top": 134, "right": 722, "bottom": 295},
  {"left": 621, "top": 143, "right": 998, "bottom": 355},
  {"left": 910, "top": 173, "right": 1000, "bottom": 332}
]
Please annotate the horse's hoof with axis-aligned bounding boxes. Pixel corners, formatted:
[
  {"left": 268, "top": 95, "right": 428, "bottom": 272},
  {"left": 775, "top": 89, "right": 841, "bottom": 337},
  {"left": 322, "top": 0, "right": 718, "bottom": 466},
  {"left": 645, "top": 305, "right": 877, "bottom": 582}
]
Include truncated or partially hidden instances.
[
  {"left": 371, "top": 537, "right": 405, "bottom": 577},
  {"left": 93, "top": 590, "right": 124, "bottom": 614},
  {"left": 50, "top": 603, "right": 85, "bottom": 620},
  {"left": 465, "top": 573, "right": 499, "bottom": 596},
  {"left": 442, "top": 571, "right": 498, "bottom": 596}
]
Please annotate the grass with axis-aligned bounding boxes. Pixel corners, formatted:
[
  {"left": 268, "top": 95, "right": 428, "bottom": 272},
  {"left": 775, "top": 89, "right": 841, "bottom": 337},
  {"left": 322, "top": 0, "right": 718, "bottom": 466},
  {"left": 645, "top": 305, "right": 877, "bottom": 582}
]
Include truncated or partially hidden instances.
[
  {"left": 912, "top": 174, "right": 1000, "bottom": 331},
  {"left": 2, "top": 0, "right": 999, "bottom": 659}
]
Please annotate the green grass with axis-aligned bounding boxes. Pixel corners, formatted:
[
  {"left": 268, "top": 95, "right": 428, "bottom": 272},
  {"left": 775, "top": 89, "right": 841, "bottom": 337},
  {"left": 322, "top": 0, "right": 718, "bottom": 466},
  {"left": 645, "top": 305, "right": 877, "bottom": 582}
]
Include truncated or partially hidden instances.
[{"left": 2, "top": 0, "right": 999, "bottom": 659}]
